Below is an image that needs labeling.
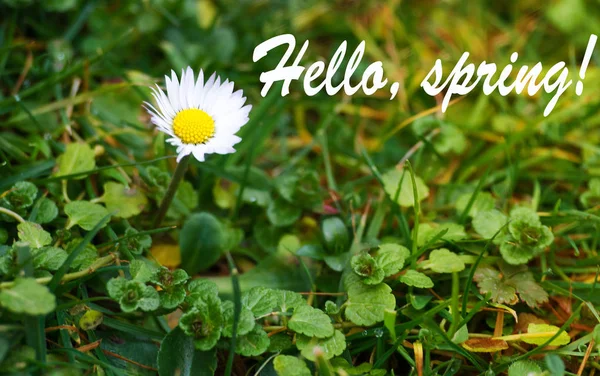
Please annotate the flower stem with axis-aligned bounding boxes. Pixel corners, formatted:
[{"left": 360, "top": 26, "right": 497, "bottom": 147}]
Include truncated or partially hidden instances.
[
  {"left": 0, "top": 254, "right": 116, "bottom": 289},
  {"left": 0, "top": 207, "right": 25, "bottom": 223},
  {"left": 153, "top": 155, "right": 190, "bottom": 227}
]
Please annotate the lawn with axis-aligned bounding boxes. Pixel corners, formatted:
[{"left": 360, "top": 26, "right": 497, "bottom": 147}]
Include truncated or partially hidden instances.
[{"left": 1, "top": 1, "right": 600, "bottom": 375}]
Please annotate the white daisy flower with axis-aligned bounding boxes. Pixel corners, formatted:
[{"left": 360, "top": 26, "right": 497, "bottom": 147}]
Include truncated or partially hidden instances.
[{"left": 144, "top": 67, "right": 251, "bottom": 162}]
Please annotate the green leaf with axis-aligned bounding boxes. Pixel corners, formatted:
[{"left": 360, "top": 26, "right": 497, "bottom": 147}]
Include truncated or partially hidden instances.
[
  {"left": 2, "top": 181, "right": 37, "bottom": 210},
  {"left": 124, "top": 227, "right": 152, "bottom": 255},
  {"left": 325, "top": 300, "right": 340, "bottom": 315},
  {"left": 65, "top": 239, "right": 98, "bottom": 271},
  {"left": 382, "top": 169, "right": 429, "bottom": 207},
  {"left": 267, "top": 197, "right": 302, "bottom": 227},
  {"left": 275, "top": 169, "right": 322, "bottom": 209},
  {"left": 179, "top": 295, "right": 223, "bottom": 351},
  {"left": 351, "top": 252, "right": 384, "bottom": 285},
  {"left": 129, "top": 259, "right": 157, "bottom": 283},
  {"left": 107, "top": 278, "right": 159, "bottom": 313},
  {"left": 54, "top": 143, "right": 96, "bottom": 179},
  {"left": 187, "top": 279, "right": 219, "bottom": 305},
  {"left": 472, "top": 210, "right": 507, "bottom": 239},
  {"left": 452, "top": 325, "right": 469, "bottom": 344},
  {"left": 274, "top": 290, "right": 305, "bottom": 313},
  {"left": 344, "top": 274, "right": 396, "bottom": 326},
  {"left": 322, "top": 217, "right": 350, "bottom": 255},
  {"left": 423, "top": 248, "right": 465, "bottom": 273},
  {"left": 34, "top": 198, "right": 58, "bottom": 224},
  {"left": 222, "top": 300, "right": 255, "bottom": 337},
  {"left": 593, "top": 324, "right": 600, "bottom": 344},
  {"left": 79, "top": 310, "right": 103, "bottom": 331},
  {"left": 417, "top": 223, "right": 467, "bottom": 247},
  {"left": 235, "top": 324, "right": 270, "bottom": 356},
  {"left": 295, "top": 330, "right": 346, "bottom": 361},
  {"left": 288, "top": 305, "right": 334, "bottom": 338},
  {"left": 399, "top": 270, "right": 434, "bottom": 288},
  {"left": 523, "top": 324, "right": 570, "bottom": 346},
  {"left": 499, "top": 237, "right": 536, "bottom": 265},
  {"left": 17, "top": 222, "right": 52, "bottom": 249},
  {"left": 180, "top": 212, "right": 224, "bottom": 274},
  {"left": 375, "top": 243, "right": 409, "bottom": 277},
  {"left": 473, "top": 263, "right": 548, "bottom": 307},
  {"left": 273, "top": 355, "right": 311, "bottom": 376},
  {"left": 159, "top": 286, "right": 186, "bottom": 310},
  {"left": 0, "top": 278, "right": 56, "bottom": 315},
  {"left": 99, "top": 182, "right": 148, "bottom": 219},
  {"left": 32, "top": 246, "right": 67, "bottom": 271},
  {"left": 330, "top": 358, "right": 375, "bottom": 375},
  {"left": 545, "top": 354, "right": 565, "bottom": 376},
  {"left": 150, "top": 267, "right": 189, "bottom": 288},
  {"left": 455, "top": 192, "right": 495, "bottom": 218},
  {"left": 581, "top": 178, "right": 600, "bottom": 208},
  {"left": 241, "top": 286, "right": 277, "bottom": 317},
  {"left": 508, "top": 361, "right": 542, "bottom": 376},
  {"left": 167, "top": 180, "right": 199, "bottom": 219},
  {"left": 157, "top": 327, "right": 217, "bottom": 376},
  {"left": 64, "top": 201, "right": 110, "bottom": 231},
  {"left": 268, "top": 333, "right": 294, "bottom": 353}
]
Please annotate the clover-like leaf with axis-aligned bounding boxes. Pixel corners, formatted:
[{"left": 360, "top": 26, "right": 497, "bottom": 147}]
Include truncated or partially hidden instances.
[
  {"left": 99, "top": 182, "right": 148, "bottom": 219},
  {"left": 0, "top": 278, "right": 56, "bottom": 315},
  {"left": 295, "top": 330, "right": 346, "bottom": 361},
  {"left": 455, "top": 191, "right": 495, "bottom": 218},
  {"left": 473, "top": 263, "right": 548, "bottom": 308},
  {"left": 423, "top": 248, "right": 465, "bottom": 273},
  {"left": 187, "top": 279, "right": 219, "bottom": 307},
  {"left": 235, "top": 324, "right": 270, "bottom": 356},
  {"left": 417, "top": 223, "right": 467, "bottom": 247},
  {"left": 507, "top": 361, "right": 542, "bottom": 376},
  {"left": 124, "top": 227, "right": 152, "bottom": 255},
  {"left": 351, "top": 252, "right": 384, "bottom": 285},
  {"left": 382, "top": 169, "right": 429, "bottom": 207},
  {"left": 65, "top": 239, "right": 98, "bottom": 271},
  {"left": 2, "top": 181, "right": 38, "bottom": 210},
  {"left": 150, "top": 267, "right": 189, "bottom": 288},
  {"left": 107, "top": 278, "right": 159, "bottom": 313},
  {"left": 179, "top": 295, "right": 223, "bottom": 351},
  {"left": 267, "top": 197, "right": 302, "bottom": 227},
  {"left": 288, "top": 305, "right": 334, "bottom": 338},
  {"left": 273, "top": 355, "right": 311, "bottom": 376},
  {"left": 32, "top": 246, "right": 67, "bottom": 271},
  {"left": 54, "top": 143, "right": 96, "bottom": 179},
  {"left": 344, "top": 274, "right": 396, "bottom": 326},
  {"left": 159, "top": 286, "right": 186, "bottom": 310},
  {"left": 274, "top": 290, "right": 305, "bottom": 313},
  {"left": 65, "top": 201, "right": 110, "bottom": 231},
  {"left": 17, "top": 221, "right": 52, "bottom": 249},
  {"left": 374, "top": 243, "right": 410, "bottom": 277},
  {"left": 222, "top": 300, "right": 255, "bottom": 337},
  {"left": 241, "top": 286, "right": 277, "bottom": 317},
  {"left": 321, "top": 217, "right": 350, "bottom": 255},
  {"left": 129, "top": 259, "right": 157, "bottom": 283},
  {"left": 399, "top": 270, "right": 434, "bottom": 288},
  {"left": 472, "top": 209, "right": 507, "bottom": 239}
]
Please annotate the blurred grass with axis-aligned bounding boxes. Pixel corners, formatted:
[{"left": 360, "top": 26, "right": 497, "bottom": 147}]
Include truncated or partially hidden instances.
[{"left": 2, "top": 0, "right": 600, "bottom": 374}]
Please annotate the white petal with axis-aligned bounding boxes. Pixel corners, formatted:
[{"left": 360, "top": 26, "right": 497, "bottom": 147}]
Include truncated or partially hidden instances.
[{"left": 191, "top": 146, "right": 206, "bottom": 162}]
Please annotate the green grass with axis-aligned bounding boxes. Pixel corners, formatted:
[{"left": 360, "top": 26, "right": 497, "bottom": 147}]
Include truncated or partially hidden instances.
[{"left": 1, "top": 0, "right": 600, "bottom": 375}]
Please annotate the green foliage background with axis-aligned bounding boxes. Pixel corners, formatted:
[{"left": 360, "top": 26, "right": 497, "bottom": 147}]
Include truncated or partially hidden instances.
[{"left": 1, "top": 0, "right": 600, "bottom": 375}]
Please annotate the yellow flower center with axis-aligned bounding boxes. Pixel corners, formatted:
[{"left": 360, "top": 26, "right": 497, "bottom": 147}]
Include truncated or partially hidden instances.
[{"left": 172, "top": 109, "right": 215, "bottom": 144}]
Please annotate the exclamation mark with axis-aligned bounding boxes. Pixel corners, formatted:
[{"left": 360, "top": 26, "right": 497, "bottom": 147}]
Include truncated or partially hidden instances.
[{"left": 576, "top": 34, "right": 597, "bottom": 96}]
